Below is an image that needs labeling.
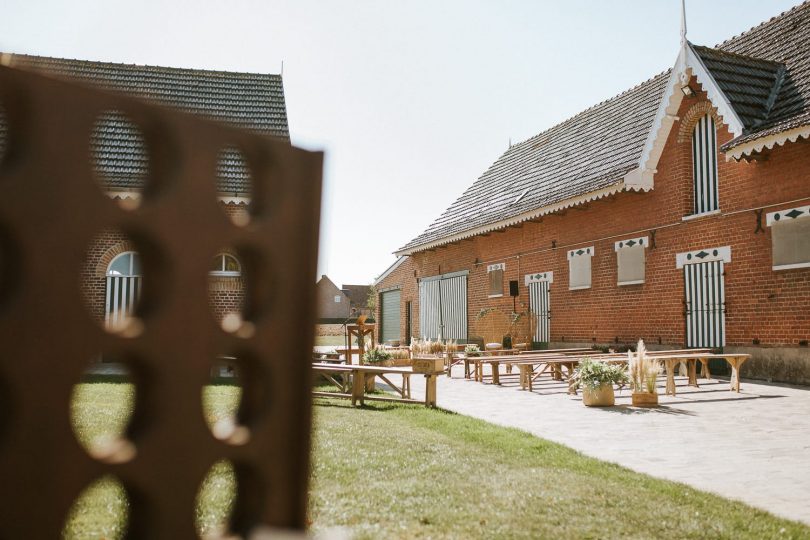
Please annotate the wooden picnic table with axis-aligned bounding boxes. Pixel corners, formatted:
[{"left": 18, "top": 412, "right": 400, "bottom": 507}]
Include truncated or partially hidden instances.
[
  {"left": 311, "top": 363, "right": 439, "bottom": 407},
  {"left": 497, "top": 349, "right": 748, "bottom": 396},
  {"left": 470, "top": 348, "right": 592, "bottom": 384}
]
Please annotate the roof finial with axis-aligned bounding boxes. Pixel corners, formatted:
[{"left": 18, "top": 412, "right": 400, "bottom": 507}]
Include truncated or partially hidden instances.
[{"left": 680, "top": 0, "right": 688, "bottom": 46}]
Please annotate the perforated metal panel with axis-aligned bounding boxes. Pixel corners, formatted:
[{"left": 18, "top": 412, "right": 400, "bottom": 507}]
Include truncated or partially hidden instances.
[{"left": 0, "top": 65, "right": 322, "bottom": 538}]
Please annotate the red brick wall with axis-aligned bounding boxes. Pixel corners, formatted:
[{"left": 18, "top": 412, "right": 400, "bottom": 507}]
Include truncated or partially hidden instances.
[
  {"left": 377, "top": 82, "right": 810, "bottom": 380},
  {"left": 80, "top": 201, "right": 247, "bottom": 326}
]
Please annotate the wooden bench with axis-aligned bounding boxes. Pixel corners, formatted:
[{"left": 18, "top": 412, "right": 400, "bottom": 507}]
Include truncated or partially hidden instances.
[
  {"left": 311, "top": 363, "right": 439, "bottom": 407},
  {"left": 472, "top": 348, "right": 592, "bottom": 384}
]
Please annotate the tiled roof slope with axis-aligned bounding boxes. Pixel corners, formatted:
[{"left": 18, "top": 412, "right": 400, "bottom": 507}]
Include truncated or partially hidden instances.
[
  {"left": 712, "top": 1, "right": 810, "bottom": 148},
  {"left": 692, "top": 45, "right": 786, "bottom": 130},
  {"left": 399, "top": 2, "right": 810, "bottom": 253},
  {"left": 398, "top": 72, "right": 669, "bottom": 252},
  {"left": 341, "top": 285, "right": 372, "bottom": 309},
  {"left": 3, "top": 54, "right": 289, "bottom": 193}
]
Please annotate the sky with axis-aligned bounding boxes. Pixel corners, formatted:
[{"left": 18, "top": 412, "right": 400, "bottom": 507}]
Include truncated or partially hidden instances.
[{"left": 1, "top": 0, "right": 801, "bottom": 286}]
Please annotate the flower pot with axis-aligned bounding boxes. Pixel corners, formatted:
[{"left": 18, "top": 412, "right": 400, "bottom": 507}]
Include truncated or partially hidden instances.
[
  {"left": 582, "top": 384, "right": 615, "bottom": 407},
  {"left": 632, "top": 392, "right": 658, "bottom": 407}
]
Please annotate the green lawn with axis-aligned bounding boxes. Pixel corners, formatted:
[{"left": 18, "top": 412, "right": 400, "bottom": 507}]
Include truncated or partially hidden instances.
[
  {"left": 314, "top": 335, "right": 345, "bottom": 347},
  {"left": 65, "top": 379, "right": 810, "bottom": 539}
]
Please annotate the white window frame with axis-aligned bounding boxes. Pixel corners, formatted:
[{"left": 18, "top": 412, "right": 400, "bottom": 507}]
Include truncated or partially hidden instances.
[
  {"left": 614, "top": 236, "right": 648, "bottom": 286},
  {"left": 334, "top": 295, "right": 342, "bottom": 303},
  {"left": 210, "top": 253, "right": 242, "bottom": 277},
  {"left": 690, "top": 114, "right": 720, "bottom": 218},
  {"left": 107, "top": 251, "right": 142, "bottom": 277},
  {"left": 766, "top": 205, "right": 810, "bottom": 271},
  {"left": 567, "top": 246, "right": 594, "bottom": 291},
  {"left": 487, "top": 263, "right": 505, "bottom": 298}
]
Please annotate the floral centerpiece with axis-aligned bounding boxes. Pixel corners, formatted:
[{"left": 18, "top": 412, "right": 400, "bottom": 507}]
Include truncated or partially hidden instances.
[{"left": 571, "top": 358, "right": 629, "bottom": 407}]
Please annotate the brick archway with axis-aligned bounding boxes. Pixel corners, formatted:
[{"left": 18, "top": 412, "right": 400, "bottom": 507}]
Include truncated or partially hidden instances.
[
  {"left": 677, "top": 101, "right": 724, "bottom": 143},
  {"left": 96, "top": 241, "right": 136, "bottom": 277}
]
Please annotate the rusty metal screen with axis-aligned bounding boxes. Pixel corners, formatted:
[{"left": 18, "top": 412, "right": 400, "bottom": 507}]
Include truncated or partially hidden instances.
[{"left": 0, "top": 65, "right": 322, "bottom": 538}]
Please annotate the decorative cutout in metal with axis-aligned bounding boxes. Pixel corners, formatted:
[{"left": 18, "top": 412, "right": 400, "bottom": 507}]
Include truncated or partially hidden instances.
[{"left": 0, "top": 65, "right": 323, "bottom": 538}]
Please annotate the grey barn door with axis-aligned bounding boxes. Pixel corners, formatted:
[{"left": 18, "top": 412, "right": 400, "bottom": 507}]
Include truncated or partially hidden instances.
[
  {"left": 380, "top": 289, "right": 401, "bottom": 344},
  {"left": 528, "top": 281, "right": 551, "bottom": 343},
  {"left": 684, "top": 261, "right": 725, "bottom": 348},
  {"left": 419, "top": 271, "right": 468, "bottom": 341}
]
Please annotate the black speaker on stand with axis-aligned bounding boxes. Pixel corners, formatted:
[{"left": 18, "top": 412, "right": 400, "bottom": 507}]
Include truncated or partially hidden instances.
[{"left": 509, "top": 280, "right": 519, "bottom": 312}]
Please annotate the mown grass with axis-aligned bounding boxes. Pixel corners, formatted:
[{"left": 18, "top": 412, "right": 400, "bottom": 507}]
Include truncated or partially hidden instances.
[
  {"left": 314, "top": 335, "right": 345, "bottom": 347},
  {"left": 65, "top": 379, "right": 810, "bottom": 539}
]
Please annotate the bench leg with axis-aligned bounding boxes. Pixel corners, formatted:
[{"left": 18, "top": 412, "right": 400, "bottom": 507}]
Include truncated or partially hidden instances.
[
  {"left": 699, "top": 358, "right": 712, "bottom": 380},
  {"left": 492, "top": 363, "right": 500, "bottom": 385},
  {"left": 665, "top": 360, "right": 676, "bottom": 396}
]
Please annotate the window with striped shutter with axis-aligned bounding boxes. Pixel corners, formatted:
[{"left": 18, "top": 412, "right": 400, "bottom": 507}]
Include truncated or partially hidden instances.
[{"left": 691, "top": 114, "right": 719, "bottom": 215}]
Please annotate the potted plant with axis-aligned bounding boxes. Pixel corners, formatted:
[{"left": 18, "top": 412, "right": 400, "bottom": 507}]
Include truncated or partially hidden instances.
[
  {"left": 571, "top": 358, "right": 628, "bottom": 407},
  {"left": 464, "top": 344, "right": 481, "bottom": 357},
  {"left": 628, "top": 339, "right": 662, "bottom": 407},
  {"left": 363, "top": 346, "right": 393, "bottom": 367}
]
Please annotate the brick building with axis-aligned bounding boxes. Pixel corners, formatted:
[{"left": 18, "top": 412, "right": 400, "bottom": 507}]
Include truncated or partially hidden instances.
[
  {"left": 1, "top": 53, "right": 289, "bottom": 331},
  {"left": 375, "top": 4, "right": 810, "bottom": 384}
]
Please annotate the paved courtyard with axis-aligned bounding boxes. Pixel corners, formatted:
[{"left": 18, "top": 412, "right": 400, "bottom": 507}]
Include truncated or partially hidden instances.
[{"left": 399, "top": 366, "right": 810, "bottom": 526}]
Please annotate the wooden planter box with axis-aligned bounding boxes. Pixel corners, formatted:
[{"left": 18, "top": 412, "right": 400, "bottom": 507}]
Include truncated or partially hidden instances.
[
  {"left": 632, "top": 392, "right": 658, "bottom": 407},
  {"left": 412, "top": 357, "right": 445, "bottom": 374}
]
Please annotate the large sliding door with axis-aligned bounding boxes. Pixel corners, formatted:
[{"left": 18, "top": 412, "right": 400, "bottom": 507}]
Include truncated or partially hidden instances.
[
  {"left": 380, "top": 289, "right": 401, "bottom": 343},
  {"left": 419, "top": 270, "right": 468, "bottom": 341}
]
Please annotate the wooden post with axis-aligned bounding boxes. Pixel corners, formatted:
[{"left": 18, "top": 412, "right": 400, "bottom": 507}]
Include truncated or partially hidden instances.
[{"left": 425, "top": 374, "right": 437, "bottom": 407}]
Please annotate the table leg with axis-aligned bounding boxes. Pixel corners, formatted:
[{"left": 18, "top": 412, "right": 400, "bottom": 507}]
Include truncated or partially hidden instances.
[
  {"left": 425, "top": 374, "right": 437, "bottom": 407},
  {"left": 492, "top": 362, "right": 500, "bottom": 385},
  {"left": 728, "top": 357, "right": 746, "bottom": 392},
  {"left": 699, "top": 358, "right": 711, "bottom": 379},
  {"left": 687, "top": 360, "right": 699, "bottom": 387},
  {"left": 351, "top": 371, "right": 365, "bottom": 406},
  {"left": 665, "top": 360, "right": 676, "bottom": 396},
  {"left": 404, "top": 373, "right": 411, "bottom": 399}
]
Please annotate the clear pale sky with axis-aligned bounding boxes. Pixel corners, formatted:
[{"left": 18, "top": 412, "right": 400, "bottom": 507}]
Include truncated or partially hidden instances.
[{"left": 1, "top": 1, "right": 800, "bottom": 286}]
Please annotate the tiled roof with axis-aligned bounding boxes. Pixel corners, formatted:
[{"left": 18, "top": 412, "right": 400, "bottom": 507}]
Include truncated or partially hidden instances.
[
  {"left": 2, "top": 53, "right": 289, "bottom": 193},
  {"left": 398, "top": 72, "right": 670, "bottom": 253},
  {"left": 399, "top": 2, "right": 810, "bottom": 254},
  {"left": 692, "top": 45, "right": 786, "bottom": 131},
  {"left": 712, "top": 1, "right": 810, "bottom": 148},
  {"left": 341, "top": 285, "right": 372, "bottom": 309}
]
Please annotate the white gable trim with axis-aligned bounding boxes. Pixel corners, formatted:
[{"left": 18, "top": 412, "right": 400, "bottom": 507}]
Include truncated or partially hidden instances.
[
  {"left": 639, "top": 44, "right": 744, "bottom": 178},
  {"left": 726, "top": 124, "right": 810, "bottom": 161},
  {"left": 374, "top": 256, "right": 408, "bottom": 286},
  {"left": 675, "top": 246, "right": 731, "bottom": 269}
]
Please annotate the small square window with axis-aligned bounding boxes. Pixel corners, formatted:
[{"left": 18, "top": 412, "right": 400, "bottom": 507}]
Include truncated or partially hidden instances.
[
  {"left": 615, "top": 237, "right": 647, "bottom": 285},
  {"left": 487, "top": 263, "right": 505, "bottom": 296},
  {"left": 771, "top": 217, "right": 810, "bottom": 270},
  {"left": 568, "top": 247, "right": 593, "bottom": 290},
  {"left": 334, "top": 295, "right": 342, "bottom": 303}
]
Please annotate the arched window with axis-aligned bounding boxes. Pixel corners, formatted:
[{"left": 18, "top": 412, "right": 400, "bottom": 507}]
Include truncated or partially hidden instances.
[
  {"left": 105, "top": 251, "right": 142, "bottom": 329},
  {"left": 692, "top": 114, "right": 719, "bottom": 215},
  {"left": 210, "top": 253, "right": 241, "bottom": 276}
]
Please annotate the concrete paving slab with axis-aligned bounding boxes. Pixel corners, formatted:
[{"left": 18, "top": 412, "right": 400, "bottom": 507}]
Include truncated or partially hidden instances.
[{"left": 396, "top": 366, "right": 810, "bottom": 525}]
